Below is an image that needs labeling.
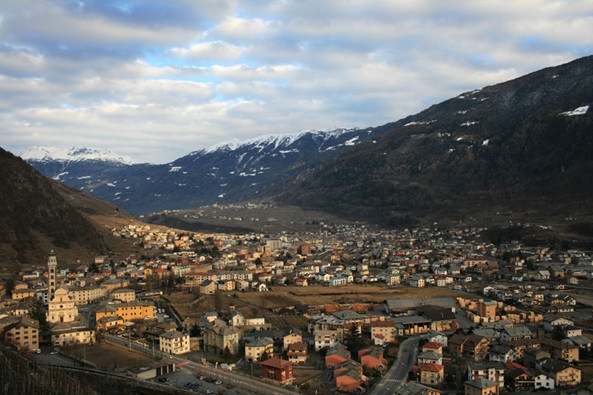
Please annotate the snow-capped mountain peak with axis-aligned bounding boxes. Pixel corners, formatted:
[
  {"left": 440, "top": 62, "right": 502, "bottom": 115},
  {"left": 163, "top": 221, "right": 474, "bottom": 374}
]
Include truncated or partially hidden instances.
[
  {"left": 196, "top": 128, "right": 360, "bottom": 155},
  {"left": 21, "top": 146, "right": 134, "bottom": 165}
]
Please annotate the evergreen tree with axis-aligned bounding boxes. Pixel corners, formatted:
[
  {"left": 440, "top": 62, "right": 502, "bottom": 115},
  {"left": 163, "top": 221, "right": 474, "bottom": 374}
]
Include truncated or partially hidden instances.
[
  {"left": 344, "top": 324, "right": 365, "bottom": 356},
  {"left": 552, "top": 325, "right": 564, "bottom": 341},
  {"left": 4, "top": 278, "right": 15, "bottom": 298},
  {"left": 223, "top": 345, "right": 233, "bottom": 361}
]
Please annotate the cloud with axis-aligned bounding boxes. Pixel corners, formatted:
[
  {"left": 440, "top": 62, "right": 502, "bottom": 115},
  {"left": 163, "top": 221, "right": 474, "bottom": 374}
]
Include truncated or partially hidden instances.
[{"left": 0, "top": 0, "right": 591, "bottom": 163}]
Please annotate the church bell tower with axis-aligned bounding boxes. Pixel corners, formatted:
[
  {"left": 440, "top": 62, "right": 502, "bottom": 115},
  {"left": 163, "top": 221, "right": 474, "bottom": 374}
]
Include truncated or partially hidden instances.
[{"left": 47, "top": 250, "right": 57, "bottom": 302}]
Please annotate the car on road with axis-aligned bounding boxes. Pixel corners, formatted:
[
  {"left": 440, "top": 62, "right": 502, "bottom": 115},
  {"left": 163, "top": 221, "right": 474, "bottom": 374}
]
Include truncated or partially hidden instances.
[
  {"left": 50, "top": 351, "right": 58, "bottom": 355},
  {"left": 206, "top": 390, "right": 214, "bottom": 394},
  {"left": 214, "top": 380, "right": 222, "bottom": 385},
  {"left": 157, "top": 377, "right": 170, "bottom": 383},
  {"left": 225, "top": 384, "right": 233, "bottom": 389}
]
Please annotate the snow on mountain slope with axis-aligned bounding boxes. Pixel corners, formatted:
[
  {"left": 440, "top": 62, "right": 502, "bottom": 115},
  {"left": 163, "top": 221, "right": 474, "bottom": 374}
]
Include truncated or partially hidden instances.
[
  {"left": 196, "top": 128, "right": 360, "bottom": 155},
  {"left": 22, "top": 127, "right": 383, "bottom": 215},
  {"left": 21, "top": 146, "right": 134, "bottom": 165}
]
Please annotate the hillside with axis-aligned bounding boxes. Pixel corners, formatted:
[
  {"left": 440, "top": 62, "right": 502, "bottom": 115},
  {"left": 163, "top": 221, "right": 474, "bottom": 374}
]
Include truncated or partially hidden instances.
[
  {"left": 0, "top": 148, "right": 138, "bottom": 267},
  {"left": 281, "top": 56, "right": 593, "bottom": 228}
]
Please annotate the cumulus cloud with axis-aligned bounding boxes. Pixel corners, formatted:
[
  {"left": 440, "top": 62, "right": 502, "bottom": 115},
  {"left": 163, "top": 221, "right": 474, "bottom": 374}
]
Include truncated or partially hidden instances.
[{"left": 0, "top": 0, "right": 591, "bottom": 163}]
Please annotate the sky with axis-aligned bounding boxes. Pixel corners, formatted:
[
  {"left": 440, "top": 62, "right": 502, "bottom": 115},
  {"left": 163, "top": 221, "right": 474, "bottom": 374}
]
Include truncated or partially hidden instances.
[{"left": 1, "top": 1, "right": 592, "bottom": 164}]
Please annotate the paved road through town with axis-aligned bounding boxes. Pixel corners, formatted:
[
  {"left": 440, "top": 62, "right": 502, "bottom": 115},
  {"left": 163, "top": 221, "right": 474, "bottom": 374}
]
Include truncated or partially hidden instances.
[{"left": 369, "top": 336, "right": 420, "bottom": 395}]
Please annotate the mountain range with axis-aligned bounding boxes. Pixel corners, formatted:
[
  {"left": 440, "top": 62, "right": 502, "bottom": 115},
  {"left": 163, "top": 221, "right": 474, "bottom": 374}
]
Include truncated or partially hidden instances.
[
  {"left": 22, "top": 127, "right": 385, "bottom": 215},
  {"left": 20, "top": 55, "right": 593, "bottom": 230}
]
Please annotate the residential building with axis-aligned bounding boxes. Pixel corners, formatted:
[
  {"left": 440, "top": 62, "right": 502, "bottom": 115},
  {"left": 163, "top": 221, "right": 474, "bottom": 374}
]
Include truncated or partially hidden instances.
[
  {"left": 540, "top": 338, "right": 579, "bottom": 363},
  {"left": 534, "top": 372, "right": 555, "bottom": 390},
  {"left": 358, "top": 346, "right": 388, "bottom": 371},
  {"left": 314, "top": 329, "right": 339, "bottom": 351},
  {"left": 203, "top": 325, "right": 241, "bottom": 355},
  {"left": 371, "top": 320, "right": 396, "bottom": 345},
  {"left": 538, "top": 359, "right": 581, "bottom": 387},
  {"left": 159, "top": 331, "right": 190, "bottom": 355},
  {"left": 67, "top": 286, "right": 108, "bottom": 305},
  {"left": 467, "top": 362, "right": 505, "bottom": 389},
  {"left": 245, "top": 337, "right": 274, "bottom": 362},
  {"left": 4, "top": 316, "right": 39, "bottom": 351},
  {"left": 417, "top": 363, "right": 445, "bottom": 387},
  {"left": 488, "top": 345, "right": 516, "bottom": 363},
  {"left": 334, "top": 360, "right": 367, "bottom": 393},
  {"left": 283, "top": 329, "right": 303, "bottom": 350},
  {"left": 11, "top": 289, "right": 35, "bottom": 300},
  {"left": 287, "top": 342, "right": 308, "bottom": 365},
  {"left": 325, "top": 343, "right": 351, "bottom": 369},
  {"left": 95, "top": 300, "right": 155, "bottom": 322},
  {"left": 260, "top": 358, "right": 294, "bottom": 385},
  {"left": 422, "top": 342, "right": 443, "bottom": 355},
  {"left": 427, "top": 330, "right": 448, "bottom": 348},
  {"left": 464, "top": 378, "right": 499, "bottom": 395},
  {"left": 112, "top": 288, "right": 136, "bottom": 303},
  {"left": 417, "top": 351, "right": 442, "bottom": 365},
  {"left": 199, "top": 280, "right": 216, "bottom": 295},
  {"left": 51, "top": 324, "right": 95, "bottom": 347},
  {"left": 499, "top": 325, "right": 532, "bottom": 342},
  {"left": 504, "top": 362, "right": 534, "bottom": 391},
  {"left": 450, "top": 334, "right": 490, "bottom": 361}
]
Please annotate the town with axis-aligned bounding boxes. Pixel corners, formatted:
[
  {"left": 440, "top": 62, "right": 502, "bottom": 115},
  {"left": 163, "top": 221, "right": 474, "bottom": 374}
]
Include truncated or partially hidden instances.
[{"left": 1, "top": 221, "right": 592, "bottom": 395}]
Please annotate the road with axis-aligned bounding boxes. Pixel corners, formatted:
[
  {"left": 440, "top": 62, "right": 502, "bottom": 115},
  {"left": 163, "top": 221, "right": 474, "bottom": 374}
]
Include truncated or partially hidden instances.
[
  {"left": 155, "top": 355, "right": 299, "bottom": 395},
  {"left": 369, "top": 336, "right": 420, "bottom": 395},
  {"left": 174, "top": 356, "right": 296, "bottom": 395},
  {"left": 102, "top": 335, "right": 296, "bottom": 395}
]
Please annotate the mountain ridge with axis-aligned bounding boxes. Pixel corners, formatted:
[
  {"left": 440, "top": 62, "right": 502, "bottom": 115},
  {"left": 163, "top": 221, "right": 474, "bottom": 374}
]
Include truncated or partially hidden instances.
[
  {"left": 22, "top": 127, "right": 383, "bottom": 215},
  {"left": 279, "top": 55, "right": 593, "bottom": 226},
  {"left": 21, "top": 146, "right": 134, "bottom": 165},
  {"left": 0, "top": 148, "right": 110, "bottom": 264}
]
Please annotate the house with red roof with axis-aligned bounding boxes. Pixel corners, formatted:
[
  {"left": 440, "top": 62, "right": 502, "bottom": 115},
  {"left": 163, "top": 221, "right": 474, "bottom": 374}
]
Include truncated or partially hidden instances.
[
  {"left": 334, "top": 360, "right": 367, "bottom": 393},
  {"left": 325, "top": 343, "right": 351, "bottom": 369},
  {"left": 415, "top": 363, "right": 445, "bottom": 387},
  {"left": 358, "top": 346, "right": 388, "bottom": 372},
  {"left": 260, "top": 357, "right": 294, "bottom": 385},
  {"left": 422, "top": 341, "right": 444, "bottom": 355}
]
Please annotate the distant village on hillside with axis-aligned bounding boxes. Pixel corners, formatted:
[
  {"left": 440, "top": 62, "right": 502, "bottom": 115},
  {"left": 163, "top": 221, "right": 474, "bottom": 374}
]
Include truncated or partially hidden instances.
[{"left": 2, "top": 222, "right": 593, "bottom": 395}]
